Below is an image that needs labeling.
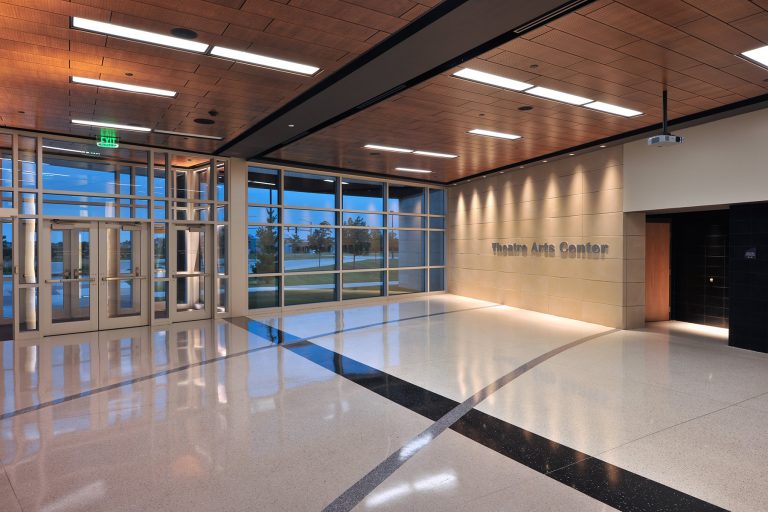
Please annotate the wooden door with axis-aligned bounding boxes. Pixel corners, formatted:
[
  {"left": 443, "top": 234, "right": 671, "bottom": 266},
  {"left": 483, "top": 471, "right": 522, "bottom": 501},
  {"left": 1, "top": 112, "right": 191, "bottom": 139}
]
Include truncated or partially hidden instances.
[{"left": 645, "top": 223, "right": 671, "bottom": 321}]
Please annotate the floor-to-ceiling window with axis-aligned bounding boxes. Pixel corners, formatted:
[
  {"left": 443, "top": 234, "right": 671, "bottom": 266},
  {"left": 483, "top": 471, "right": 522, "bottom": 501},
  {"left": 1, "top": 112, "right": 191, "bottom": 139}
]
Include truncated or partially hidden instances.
[{"left": 247, "top": 165, "right": 446, "bottom": 309}]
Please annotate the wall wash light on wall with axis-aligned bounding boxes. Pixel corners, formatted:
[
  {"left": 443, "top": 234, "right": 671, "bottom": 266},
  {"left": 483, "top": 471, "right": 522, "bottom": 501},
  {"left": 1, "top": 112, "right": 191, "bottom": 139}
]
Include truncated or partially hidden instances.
[{"left": 453, "top": 68, "right": 642, "bottom": 117}]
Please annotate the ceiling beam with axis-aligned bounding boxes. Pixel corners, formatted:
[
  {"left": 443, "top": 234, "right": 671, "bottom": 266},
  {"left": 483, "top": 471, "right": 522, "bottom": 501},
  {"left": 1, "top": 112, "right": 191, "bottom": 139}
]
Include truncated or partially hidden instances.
[{"left": 216, "top": 0, "right": 589, "bottom": 160}]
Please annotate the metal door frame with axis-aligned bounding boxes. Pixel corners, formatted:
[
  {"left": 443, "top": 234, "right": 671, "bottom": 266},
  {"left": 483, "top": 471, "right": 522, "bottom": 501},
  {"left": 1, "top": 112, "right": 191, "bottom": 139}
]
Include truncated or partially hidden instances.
[
  {"left": 40, "top": 219, "right": 99, "bottom": 335},
  {"left": 97, "top": 221, "right": 150, "bottom": 330},
  {"left": 169, "top": 223, "right": 213, "bottom": 323}
]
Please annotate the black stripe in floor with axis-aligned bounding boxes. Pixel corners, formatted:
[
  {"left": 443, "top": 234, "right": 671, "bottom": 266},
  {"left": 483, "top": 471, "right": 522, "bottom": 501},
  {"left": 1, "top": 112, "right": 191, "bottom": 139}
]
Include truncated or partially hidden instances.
[{"left": 234, "top": 318, "right": 725, "bottom": 512}]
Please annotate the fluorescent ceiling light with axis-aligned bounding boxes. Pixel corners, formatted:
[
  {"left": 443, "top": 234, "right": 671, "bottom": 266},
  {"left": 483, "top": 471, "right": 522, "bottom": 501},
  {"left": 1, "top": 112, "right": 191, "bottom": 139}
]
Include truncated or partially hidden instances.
[
  {"left": 364, "top": 144, "right": 413, "bottom": 153},
  {"left": 154, "top": 129, "right": 223, "bottom": 140},
  {"left": 395, "top": 167, "right": 432, "bottom": 173},
  {"left": 413, "top": 150, "right": 458, "bottom": 159},
  {"left": 584, "top": 101, "right": 642, "bottom": 117},
  {"left": 323, "top": 179, "right": 335, "bottom": 183},
  {"left": 453, "top": 68, "right": 533, "bottom": 91},
  {"left": 71, "top": 76, "right": 177, "bottom": 97},
  {"left": 71, "top": 119, "right": 151, "bottom": 132},
  {"left": 468, "top": 128, "right": 522, "bottom": 140},
  {"left": 248, "top": 180, "right": 275, "bottom": 186},
  {"left": 526, "top": 86, "right": 592, "bottom": 105},
  {"left": 210, "top": 46, "right": 319, "bottom": 76},
  {"left": 42, "top": 145, "right": 99, "bottom": 155},
  {"left": 742, "top": 45, "right": 768, "bottom": 68},
  {"left": 71, "top": 17, "right": 209, "bottom": 53}
]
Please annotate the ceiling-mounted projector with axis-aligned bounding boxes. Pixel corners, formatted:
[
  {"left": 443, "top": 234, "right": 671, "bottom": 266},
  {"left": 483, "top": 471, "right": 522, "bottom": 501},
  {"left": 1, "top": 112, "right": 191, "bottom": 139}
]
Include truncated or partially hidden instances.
[
  {"left": 647, "top": 89, "right": 683, "bottom": 147},
  {"left": 648, "top": 134, "right": 683, "bottom": 147}
]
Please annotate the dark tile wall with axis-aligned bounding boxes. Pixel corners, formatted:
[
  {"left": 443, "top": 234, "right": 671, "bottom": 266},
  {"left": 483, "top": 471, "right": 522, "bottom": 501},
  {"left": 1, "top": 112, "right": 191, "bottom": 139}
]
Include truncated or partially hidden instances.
[
  {"left": 665, "top": 211, "right": 730, "bottom": 328},
  {"left": 729, "top": 203, "right": 768, "bottom": 352}
]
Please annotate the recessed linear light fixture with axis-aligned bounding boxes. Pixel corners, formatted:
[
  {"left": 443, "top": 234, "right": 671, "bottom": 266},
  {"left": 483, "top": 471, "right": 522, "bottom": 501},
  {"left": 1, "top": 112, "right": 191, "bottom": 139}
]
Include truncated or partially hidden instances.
[
  {"left": 154, "top": 129, "right": 223, "bottom": 140},
  {"left": 210, "top": 46, "right": 320, "bottom": 76},
  {"left": 741, "top": 45, "right": 768, "bottom": 69},
  {"left": 413, "top": 150, "right": 458, "bottom": 159},
  {"left": 364, "top": 144, "right": 413, "bottom": 153},
  {"left": 526, "top": 86, "right": 592, "bottom": 105},
  {"left": 71, "top": 119, "right": 151, "bottom": 132},
  {"left": 468, "top": 128, "right": 522, "bottom": 140},
  {"left": 71, "top": 76, "right": 177, "bottom": 97},
  {"left": 451, "top": 68, "right": 643, "bottom": 117},
  {"left": 584, "top": 101, "right": 642, "bottom": 117},
  {"left": 453, "top": 68, "right": 533, "bottom": 91},
  {"left": 71, "top": 17, "right": 209, "bottom": 53},
  {"left": 363, "top": 144, "right": 458, "bottom": 158},
  {"left": 395, "top": 167, "right": 432, "bottom": 173}
]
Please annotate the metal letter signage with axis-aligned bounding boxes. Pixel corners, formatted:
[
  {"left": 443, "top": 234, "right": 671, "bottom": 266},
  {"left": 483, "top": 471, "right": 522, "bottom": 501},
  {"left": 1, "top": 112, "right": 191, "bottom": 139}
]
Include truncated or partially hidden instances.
[{"left": 492, "top": 241, "right": 608, "bottom": 257}]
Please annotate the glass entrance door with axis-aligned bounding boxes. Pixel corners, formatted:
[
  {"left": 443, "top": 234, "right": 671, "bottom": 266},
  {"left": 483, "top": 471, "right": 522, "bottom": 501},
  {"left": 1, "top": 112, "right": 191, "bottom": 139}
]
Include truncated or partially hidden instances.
[
  {"left": 98, "top": 223, "right": 149, "bottom": 329},
  {"left": 41, "top": 221, "right": 98, "bottom": 335},
  {"left": 41, "top": 220, "right": 150, "bottom": 335},
  {"left": 171, "top": 225, "right": 211, "bottom": 322}
]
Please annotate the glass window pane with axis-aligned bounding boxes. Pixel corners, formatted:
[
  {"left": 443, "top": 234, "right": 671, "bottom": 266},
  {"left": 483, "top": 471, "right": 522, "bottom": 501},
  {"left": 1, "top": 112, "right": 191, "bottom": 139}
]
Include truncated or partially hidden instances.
[
  {"left": 248, "top": 226, "right": 279, "bottom": 274},
  {"left": 0, "top": 133, "right": 11, "bottom": 188},
  {"left": 248, "top": 206, "right": 280, "bottom": 224},
  {"left": 249, "top": 277, "right": 279, "bottom": 309},
  {"left": 19, "top": 136, "right": 37, "bottom": 189},
  {"left": 343, "top": 180, "right": 384, "bottom": 211},
  {"left": 285, "top": 273, "right": 337, "bottom": 306},
  {"left": 217, "top": 225, "right": 227, "bottom": 275},
  {"left": 19, "top": 287, "right": 39, "bottom": 332},
  {"left": 389, "top": 215, "right": 425, "bottom": 229},
  {"left": 429, "top": 268, "right": 445, "bottom": 292},
  {"left": 343, "top": 229, "right": 384, "bottom": 270},
  {"left": 173, "top": 202, "right": 210, "bottom": 221},
  {"left": 216, "top": 160, "right": 227, "bottom": 201},
  {"left": 154, "top": 153, "right": 168, "bottom": 197},
  {"left": 284, "top": 172, "right": 336, "bottom": 209},
  {"left": 1, "top": 222, "right": 11, "bottom": 340},
  {"left": 134, "top": 166, "right": 149, "bottom": 196},
  {"left": 0, "top": 191, "right": 11, "bottom": 209},
  {"left": 217, "top": 278, "right": 228, "bottom": 312},
  {"left": 343, "top": 213, "right": 384, "bottom": 228},
  {"left": 343, "top": 271, "right": 385, "bottom": 300},
  {"left": 389, "top": 269, "right": 425, "bottom": 295},
  {"left": 284, "top": 226, "right": 336, "bottom": 272},
  {"left": 154, "top": 201, "right": 167, "bottom": 220},
  {"left": 43, "top": 195, "right": 148, "bottom": 218},
  {"left": 154, "top": 281, "right": 169, "bottom": 319},
  {"left": 175, "top": 163, "right": 209, "bottom": 200},
  {"left": 389, "top": 185, "right": 424, "bottom": 214},
  {"left": 429, "top": 189, "right": 445, "bottom": 215},
  {"left": 247, "top": 167, "right": 279, "bottom": 204},
  {"left": 217, "top": 206, "right": 227, "bottom": 222},
  {"left": 429, "top": 217, "right": 445, "bottom": 229},
  {"left": 153, "top": 224, "right": 167, "bottom": 278},
  {"left": 429, "top": 231, "right": 445, "bottom": 266},
  {"left": 20, "top": 193, "right": 36, "bottom": 215},
  {"left": 388, "top": 230, "right": 425, "bottom": 268},
  {"left": 19, "top": 219, "right": 38, "bottom": 284},
  {"left": 284, "top": 209, "right": 336, "bottom": 225}
]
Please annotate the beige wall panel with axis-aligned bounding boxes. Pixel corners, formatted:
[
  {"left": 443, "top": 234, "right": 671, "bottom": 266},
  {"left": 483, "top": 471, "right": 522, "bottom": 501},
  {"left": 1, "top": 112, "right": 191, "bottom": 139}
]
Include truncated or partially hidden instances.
[{"left": 448, "top": 146, "right": 645, "bottom": 329}]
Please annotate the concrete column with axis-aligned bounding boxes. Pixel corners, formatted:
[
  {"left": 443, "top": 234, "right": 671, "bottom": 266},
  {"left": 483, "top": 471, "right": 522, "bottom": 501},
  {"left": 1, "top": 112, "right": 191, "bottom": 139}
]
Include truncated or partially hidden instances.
[{"left": 228, "top": 158, "right": 248, "bottom": 316}]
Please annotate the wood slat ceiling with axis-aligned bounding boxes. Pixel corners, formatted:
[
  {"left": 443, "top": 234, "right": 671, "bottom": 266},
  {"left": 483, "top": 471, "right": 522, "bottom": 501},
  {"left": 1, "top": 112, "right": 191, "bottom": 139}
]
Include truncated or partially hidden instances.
[
  {"left": 0, "top": 0, "right": 441, "bottom": 153},
  {"left": 267, "top": 0, "right": 768, "bottom": 183}
]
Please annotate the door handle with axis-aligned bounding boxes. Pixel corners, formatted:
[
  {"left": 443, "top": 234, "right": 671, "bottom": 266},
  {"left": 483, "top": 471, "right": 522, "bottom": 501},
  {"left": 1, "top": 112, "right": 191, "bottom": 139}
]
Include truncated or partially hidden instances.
[
  {"left": 102, "top": 276, "right": 148, "bottom": 281},
  {"left": 46, "top": 278, "right": 96, "bottom": 283}
]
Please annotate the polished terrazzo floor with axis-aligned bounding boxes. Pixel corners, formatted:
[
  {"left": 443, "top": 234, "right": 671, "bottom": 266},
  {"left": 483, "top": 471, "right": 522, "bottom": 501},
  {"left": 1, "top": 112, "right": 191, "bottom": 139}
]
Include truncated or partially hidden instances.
[{"left": 0, "top": 295, "right": 766, "bottom": 511}]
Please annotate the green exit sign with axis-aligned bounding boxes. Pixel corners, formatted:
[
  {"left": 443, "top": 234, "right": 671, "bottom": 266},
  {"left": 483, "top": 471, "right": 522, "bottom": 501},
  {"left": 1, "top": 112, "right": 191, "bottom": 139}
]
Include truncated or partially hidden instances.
[{"left": 97, "top": 128, "right": 119, "bottom": 148}]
